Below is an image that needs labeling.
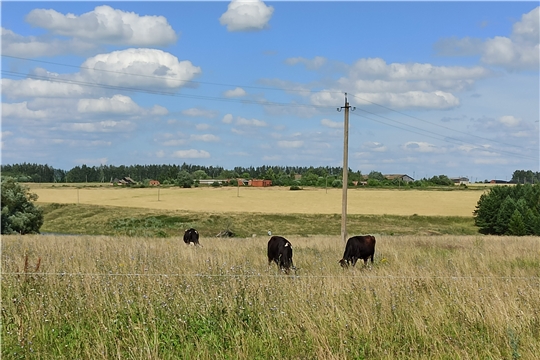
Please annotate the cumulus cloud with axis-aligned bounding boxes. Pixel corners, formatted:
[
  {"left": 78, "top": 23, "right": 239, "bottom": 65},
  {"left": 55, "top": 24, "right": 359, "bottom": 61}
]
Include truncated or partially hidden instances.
[
  {"left": 277, "top": 140, "right": 304, "bottom": 148},
  {"left": 222, "top": 114, "right": 233, "bottom": 124},
  {"left": 172, "top": 149, "right": 211, "bottom": 158},
  {"left": 78, "top": 96, "right": 168, "bottom": 116},
  {"left": 219, "top": 0, "right": 274, "bottom": 32},
  {"left": 402, "top": 141, "right": 445, "bottom": 153},
  {"left": 435, "top": 7, "right": 539, "bottom": 71},
  {"left": 321, "top": 119, "right": 342, "bottom": 128},
  {"left": 25, "top": 5, "right": 177, "bottom": 46},
  {"left": 285, "top": 56, "right": 327, "bottom": 70},
  {"left": 347, "top": 58, "right": 489, "bottom": 81},
  {"left": 303, "top": 57, "right": 491, "bottom": 110},
  {"left": 1, "top": 27, "right": 96, "bottom": 57},
  {"left": 499, "top": 115, "right": 521, "bottom": 127},
  {"left": 77, "top": 95, "right": 141, "bottom": 114},
  {"left": 2, "top": 102, "right": 49, "bottom": 119},
  {"left": 2, "top": 48, "right": 202, "bottom": 103},
  {"left": 312, "top": 89, "right": 460, "bottom": 110},
  {"left": 80, "top": 48, "right": 201, "bottom": 89},
  {"left": 59, "top": 120, "right": 135, "bottom": 133},
  {"left": 236, "top": 116, "right": 267, "bottom": 127},
  {"left": 362, "top": 141, "right": 387, "bottom": 152},
  {"left": 2, "top": 78, "right": 90, "bottom": 99},
  {"left": 190, "top": 134, "right": 220, "bottom": 142},
  {"left": 181, "top": 108, "right": 218, "bottom": 118},
  {"left": 223, "top": 87, "right": 246, "bottom": 97}
]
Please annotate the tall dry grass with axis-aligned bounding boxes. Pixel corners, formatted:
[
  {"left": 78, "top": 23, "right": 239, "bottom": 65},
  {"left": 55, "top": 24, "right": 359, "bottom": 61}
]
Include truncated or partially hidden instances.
[{"left": 2, "top": 234, "right": 539, "bottom": 359}]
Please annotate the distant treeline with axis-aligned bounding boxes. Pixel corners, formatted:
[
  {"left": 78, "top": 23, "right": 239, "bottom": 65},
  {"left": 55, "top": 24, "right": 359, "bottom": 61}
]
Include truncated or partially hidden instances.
[
  {"left": 1, "top": 163, "right": 539, "bottom": 187},
  {"left": 0, "top": 162, "right": 348, "bottom": 184}
]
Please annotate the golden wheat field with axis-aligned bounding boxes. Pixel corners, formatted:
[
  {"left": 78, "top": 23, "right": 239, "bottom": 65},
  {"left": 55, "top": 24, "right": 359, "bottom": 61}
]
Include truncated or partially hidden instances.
[
  {"left": 2, "top": 234, "right": 539, "bottom": 359},
  {"left": 28, "top": 184, "right": 484, "bottom": 217}
]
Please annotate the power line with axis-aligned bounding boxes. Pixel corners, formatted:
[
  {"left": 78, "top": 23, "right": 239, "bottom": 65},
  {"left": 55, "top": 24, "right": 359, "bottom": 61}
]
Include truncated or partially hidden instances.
[
  {"left": 2, "top": 54, "right": 341, "bottom": 96},
  {"left": 350, "top": 110, "right": 537, "bottom": 161},
  {"left": 3, "top": 55, "right": 537, "bottom": 162},
  {"left": 348, "top": 93, "right": 533, "bottom": 151},
  {"left": 1, "top": 69, "right": 334, "bottom": 111}
]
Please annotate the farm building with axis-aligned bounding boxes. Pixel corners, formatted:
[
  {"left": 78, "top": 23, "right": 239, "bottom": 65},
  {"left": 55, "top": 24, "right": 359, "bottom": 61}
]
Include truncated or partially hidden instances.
[
  {"left": 450, "top": 177, "right": 469, "bottom": 185},
  {"left": 384, "top": 174, "right": 414, "bottom": 182},
  {"left": 249, "top": 179, "right": 272, "bottom": 187},
  {"left": 149, "top": 180, "right": 160, "bottom": 186},
  {"left": 111, "top": 177, "right": 137, "bottom": 186}
]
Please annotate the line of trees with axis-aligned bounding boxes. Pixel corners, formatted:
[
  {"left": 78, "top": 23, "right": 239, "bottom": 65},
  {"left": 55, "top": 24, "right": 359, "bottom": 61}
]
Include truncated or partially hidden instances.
[
  {"left": 1, "top": 162, "right": 456, "bottom": 188},
  {"left": 2, "top": 163, "right": 537, "bottom": 188},
  {"left": 511, "top": 170, "right": 540, "bottom": 184}
]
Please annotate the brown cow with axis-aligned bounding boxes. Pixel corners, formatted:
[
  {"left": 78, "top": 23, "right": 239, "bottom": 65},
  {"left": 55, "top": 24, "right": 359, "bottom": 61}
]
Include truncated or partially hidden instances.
[{"left": 339, "top": 235, "right": 376, "bottom": 267}]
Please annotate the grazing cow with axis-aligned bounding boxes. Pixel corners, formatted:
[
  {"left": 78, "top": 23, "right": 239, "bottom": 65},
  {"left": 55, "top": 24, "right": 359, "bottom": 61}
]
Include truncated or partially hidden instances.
[
  {"left": 183, "top": 228, "right": 201, "bottom": 246},
  {"left": 339, "top": 235, "right": 376, "bottom": 267},
  {"left": 267, "top": 236, "right": 294, "bottom": 274}
]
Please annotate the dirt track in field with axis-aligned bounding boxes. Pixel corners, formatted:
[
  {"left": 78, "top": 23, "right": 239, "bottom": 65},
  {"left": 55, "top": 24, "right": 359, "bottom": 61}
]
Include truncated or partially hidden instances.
[{"left": 30, "top": 185, "right": 484, "bottom": 216}]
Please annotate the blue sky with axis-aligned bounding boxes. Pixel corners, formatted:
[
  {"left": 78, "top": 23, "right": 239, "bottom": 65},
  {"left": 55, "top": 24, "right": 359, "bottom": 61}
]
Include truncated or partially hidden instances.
[{"left": 1, "top": 1, "right": 538, "bottom": 181}]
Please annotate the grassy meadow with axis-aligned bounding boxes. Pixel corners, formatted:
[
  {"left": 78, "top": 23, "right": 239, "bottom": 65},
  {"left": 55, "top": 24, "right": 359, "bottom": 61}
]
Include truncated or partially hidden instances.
[{"left": 2, "top": 234, "right": 539, "bottom": 359}]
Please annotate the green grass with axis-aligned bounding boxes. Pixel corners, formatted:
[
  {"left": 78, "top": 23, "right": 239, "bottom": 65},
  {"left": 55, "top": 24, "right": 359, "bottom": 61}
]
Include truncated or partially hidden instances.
[{"left": 39, "top": 203, "right": 477, "bottom": 237}]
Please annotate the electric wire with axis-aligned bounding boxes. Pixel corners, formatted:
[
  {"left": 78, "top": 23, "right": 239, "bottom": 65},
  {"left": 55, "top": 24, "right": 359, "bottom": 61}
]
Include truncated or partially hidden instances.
[{"left": 2, "top": 55, "right": 538, "bottom": 162}]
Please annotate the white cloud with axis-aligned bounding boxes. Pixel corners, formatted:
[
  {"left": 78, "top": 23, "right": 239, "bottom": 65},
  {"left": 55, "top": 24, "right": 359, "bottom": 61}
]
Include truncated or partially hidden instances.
[
  {"left": 181, "top": 108, "right": 218, "bottom": 118},
  {"left": 321, "top": 118, "right": 342, "bottom": 129},
  {"left": 2, "top": 78, "right": 89, "bottom": 99},
  {"left": 499, "top": 115, "right": 521, "bottom": 127},
  {"left": 363, "top": 141, "right": 387, "bottom": 152},
  {"left": 172, "top": 149, "right": 211, "bottom": 158},
  {"left": 77, "top": 95, "right": 141, "bottom": 114},
  {"left": 59, "top": 120, "right": 135, "bottom": 133},
  {"left": 435, "top": 7, "right": 539, "bottom": 71},
  {"left": 348, "top": 58, "right": 489, "bottom": 81},
  {"left": 1, "top": 27, "right": 97, "bottom": 57},
  {"left": 223, "top": 87, "right": 247, "bottom": 98},
  {"left": 222, "top": 114, "right": 233, "bottom": 124},
  {"left": 311, "top": 89, "right": 460, "bottom": 110},
  {"left": 76, "top": 95, "right": 168, "bottom": 116},
  {"left": 2, "top": 102, "right": 49, "bottom": 119},
  {"left": 236, "top": 116, "right": 267, "bottom": 127},
  {"left": 402, "top": 141, "right": 445, "bottom": 153},
  {"left": 25, "top": 5, "right": 177, "bottom": 46},
  {"left": 277, "top": 140, "right": 304, "bottom": 148},
  {"left": 196, "top": 123, "right": 210, "bottom": 130},
  {"left": 150, "top": 105, "right": 168, "bottom": 115},
  {"left": 285, "top": 56, "right": 327, "bottom": 70},
  {"left": 163, "top": 139, "right": 188, "bottom": 146},
  {"left": 219, "top": 0, "right": 274, "bottom": 32},
  {"left": 190, "top": 134, "right": 220, "bottom": 142},
  {"left": 81, "top": 48, "right": 201, "bottom": 89}
]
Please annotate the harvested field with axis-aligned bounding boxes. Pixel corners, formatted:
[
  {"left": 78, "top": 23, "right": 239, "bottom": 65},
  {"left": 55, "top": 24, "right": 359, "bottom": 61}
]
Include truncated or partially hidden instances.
[{"left": 29, "top": 185, "right": 484, "bottom": 217}]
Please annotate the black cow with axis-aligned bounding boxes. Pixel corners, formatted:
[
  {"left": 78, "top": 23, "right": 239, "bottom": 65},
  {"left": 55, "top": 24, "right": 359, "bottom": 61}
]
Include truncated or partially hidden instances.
[
  {"left": 267, "top": 236, "right": 294, "bottom": 274},
  {"left": 183, "top": 228, "right": 201, "bottom": 246},
  {"left": 339, "top": 235, "right": 376, "bottom": 267}
]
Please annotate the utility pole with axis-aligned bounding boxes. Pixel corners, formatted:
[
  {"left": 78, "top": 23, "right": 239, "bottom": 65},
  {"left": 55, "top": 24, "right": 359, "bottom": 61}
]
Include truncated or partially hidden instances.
[{"left": 337, "top": 93, "right": 355, "bottom": 243}]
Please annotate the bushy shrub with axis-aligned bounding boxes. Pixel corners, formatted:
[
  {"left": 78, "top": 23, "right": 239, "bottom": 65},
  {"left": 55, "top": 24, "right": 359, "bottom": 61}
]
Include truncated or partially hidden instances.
[
  {"left": 1, "top": 177, "right": 44, "bottom": 234},
  {"left": 474, "top": 184, "right": 540, "bottom": 235}
]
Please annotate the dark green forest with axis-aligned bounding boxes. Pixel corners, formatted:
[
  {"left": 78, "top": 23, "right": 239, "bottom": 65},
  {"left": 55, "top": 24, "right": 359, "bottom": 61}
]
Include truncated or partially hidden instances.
[{"left": 1, "top": 163, "right": 538, "bottom": 188}]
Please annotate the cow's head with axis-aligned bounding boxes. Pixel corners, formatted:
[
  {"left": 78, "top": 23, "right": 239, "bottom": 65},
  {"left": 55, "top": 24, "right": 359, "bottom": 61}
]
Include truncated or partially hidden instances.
[{"left": 338, "top": 259, "right": 349, "bottom": 268}]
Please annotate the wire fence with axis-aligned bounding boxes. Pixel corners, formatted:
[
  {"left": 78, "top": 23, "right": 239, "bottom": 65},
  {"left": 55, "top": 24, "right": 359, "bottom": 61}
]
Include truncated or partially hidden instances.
[{"left": 2, "top": 272, "right": 538, "bottom": 281}]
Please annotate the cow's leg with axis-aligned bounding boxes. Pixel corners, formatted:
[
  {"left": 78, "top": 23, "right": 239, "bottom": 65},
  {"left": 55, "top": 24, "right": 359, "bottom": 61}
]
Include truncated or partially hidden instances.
[{"left": 351, "top": 257, "right": 358, "bottom": 267}]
